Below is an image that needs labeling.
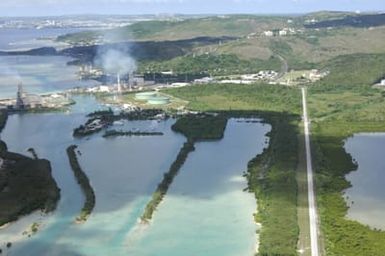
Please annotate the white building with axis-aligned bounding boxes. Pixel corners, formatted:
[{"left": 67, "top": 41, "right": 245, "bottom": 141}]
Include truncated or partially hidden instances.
[
  {"left": 279, "top": 30, "right": 288, "bottom": 36},
  {"left": 381, "top": 79, "right": 385, "bottom": 86},
  {"left": 99, "top": 86, "right": 111, "bottom": 92},
  {"left": 161, "top": 71, "right": 174, "bottom": 75},
  {"left": 171, "top": 82, "right": 190, "bottom": 87},
  {"left": 219, "top": 80, "right": 254, "bottom": 85},
  {"left": 86, "top": 85, "right": 112, "bottom": 93},
  {"left": 263, "top": 31, "right": 274, "bottom": 37},
  {"left": 194, "top": 77, "right": 214, "bottom": 84}
]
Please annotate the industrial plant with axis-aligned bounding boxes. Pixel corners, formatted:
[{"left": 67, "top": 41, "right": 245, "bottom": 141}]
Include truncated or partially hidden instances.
[
  {"left": 78, "top": 64, "right": 147, "bottom": 93},
  {"left": 0, "top": 83, "right": 73, "bottom": 111}
]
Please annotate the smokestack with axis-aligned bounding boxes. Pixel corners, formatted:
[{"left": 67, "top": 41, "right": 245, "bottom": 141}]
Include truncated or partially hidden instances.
[
  {"left": 128, "top": 73, "right": 132, "bottom": 91},
  {"left": 117, "top": 73, "right": 121, "bottom": 93},
  {"left": 16, "top": 82, "right": 25, "bottom": 109}
]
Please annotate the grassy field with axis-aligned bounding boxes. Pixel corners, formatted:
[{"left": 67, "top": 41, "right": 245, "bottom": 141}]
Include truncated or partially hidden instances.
[
  {"left": 101, "top": 91, "right": 188, "bottom": 110},
  {"left": 308, "top": 54, "right": 385, "bottom": 121},
  {"left": 164, "top": 83, "right": 302, "bottom": 114}
]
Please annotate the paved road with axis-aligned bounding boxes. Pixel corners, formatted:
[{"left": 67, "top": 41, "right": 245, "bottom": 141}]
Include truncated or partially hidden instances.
[
  {"left": 276, "top": 54, "right": 289, "bottom": 78},
  {"left": 301, "top": 87, "right": 320, "bottom": 256}
]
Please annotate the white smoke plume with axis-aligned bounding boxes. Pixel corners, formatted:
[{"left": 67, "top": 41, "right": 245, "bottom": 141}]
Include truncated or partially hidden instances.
[
  {"left": 94, "top": 27, "right": 137, "bottom": 77},
  {"left": 95, "top": 48, "right": 136, "bottom": 75}
]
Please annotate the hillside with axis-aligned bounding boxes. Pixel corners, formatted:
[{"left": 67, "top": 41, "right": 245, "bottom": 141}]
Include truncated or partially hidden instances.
[
  {"left": 60, "top": 36, "right": 236, "bottom": 62},
  {"left": 57, "top": 15, "right": 290, "bottom": 44},
  {"left": 52, "top": 13, "right": 385, "bottom": 75},
  {"left": 305, "top": 13, "right": 385, "bottom": 28}
]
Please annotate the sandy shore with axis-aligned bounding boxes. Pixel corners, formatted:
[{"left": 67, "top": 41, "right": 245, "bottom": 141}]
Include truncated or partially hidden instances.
[{"left": 0, "top": 211, "right": 48, "bottom": 247}]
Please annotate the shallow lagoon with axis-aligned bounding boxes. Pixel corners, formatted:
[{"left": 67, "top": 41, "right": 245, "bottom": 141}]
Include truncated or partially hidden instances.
[
  {"left": 126, "top": 119, "right": 270, "bottom": 256},
  {"left": 0, "top": 97, "right": 184, "bottom": 255},
  {"left": 0, "top": 97, "right": 270, "bottom": 255},
  {"left": 344, "top": 133, "right": 385, "bottom": 230}
]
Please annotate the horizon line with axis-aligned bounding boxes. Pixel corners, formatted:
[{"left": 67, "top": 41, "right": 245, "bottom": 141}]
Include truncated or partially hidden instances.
[{"left": 1, "top": 10, "right": 384, "bottom": 18}]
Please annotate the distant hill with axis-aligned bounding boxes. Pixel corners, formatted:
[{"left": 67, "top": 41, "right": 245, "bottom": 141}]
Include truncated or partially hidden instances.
[
  {"left": 0, "top": 47, "right": 58, "bottom": 56},
  {"left": 302, "top": 11, "right": 356, "bottom": 21},
  {"left": 57, "top": 15, "right": 289, "bottom": 43},
  {"left": 0, "top": 36, "right": 236, "bottom": 63},
  {"left": 305, "top": 13, "right": 385, "bottom": 28},
  {"left": 60, "top": 36, "right": 236, "bottom": 63}
]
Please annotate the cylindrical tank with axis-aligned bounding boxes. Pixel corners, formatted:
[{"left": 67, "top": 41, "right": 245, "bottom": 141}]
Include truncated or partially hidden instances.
[
  {"left": 135, "top": 92, "right": 157, "bottom": 100},
  {"left": 147, "top": 96, "right": 170, "bottom": 105}
]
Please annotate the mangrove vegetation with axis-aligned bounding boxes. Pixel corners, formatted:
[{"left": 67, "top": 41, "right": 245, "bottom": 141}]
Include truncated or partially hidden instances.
[
  {"left": 246, "top": 113, "right": 299, "bottom": 255},
  {"left": 74, "top": 108, "right": 167, "bottom": 137},
  {"left": 0, "top": 142, "right": 60, "bottom": 226},
  {"left": 141, "top": 140, "right": 195, "bottom": 222},
  {"left": 0, "top": 110, "right": 7, "bottom": 133},
  {"left": 66, "top": 145, "right": 95, "bottom": 223},
  {"left": 103, "top": 130, "right": 164, "bottom": 138}
]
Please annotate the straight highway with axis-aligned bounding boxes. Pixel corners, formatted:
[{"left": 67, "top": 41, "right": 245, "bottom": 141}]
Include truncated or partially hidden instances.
[{"left": 301, "top": 87, "right": 320, "bottom": 256}]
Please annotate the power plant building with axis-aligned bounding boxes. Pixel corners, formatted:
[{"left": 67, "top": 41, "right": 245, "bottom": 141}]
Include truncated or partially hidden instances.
[{"left": 15, "top": 83, "right": 43, "bottom": 110}]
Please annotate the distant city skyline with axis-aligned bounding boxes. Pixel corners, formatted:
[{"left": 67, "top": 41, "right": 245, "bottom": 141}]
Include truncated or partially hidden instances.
[{"left": 0, "top": 0, "right": 384, "bottom": 17}]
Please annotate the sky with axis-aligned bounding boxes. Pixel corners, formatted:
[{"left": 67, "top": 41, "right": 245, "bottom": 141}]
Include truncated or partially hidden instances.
[{"left": 0, "top": 0, "right": 384, "bottom": 17}]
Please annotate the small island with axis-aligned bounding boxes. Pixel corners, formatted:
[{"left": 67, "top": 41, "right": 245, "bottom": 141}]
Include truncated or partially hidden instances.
[
  {"left": 66, "top": 145, "right": 95, "bottom": 223},
  {"left": 103, "top": 129, "right": 164, "bottom": 138},
  {"left": 73, "top": 108, "right": 168, "bottom": 137}
]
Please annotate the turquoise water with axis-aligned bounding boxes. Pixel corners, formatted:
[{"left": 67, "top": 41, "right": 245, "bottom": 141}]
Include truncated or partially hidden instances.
[
  {"left": 344, "top": 133, "right": 385, "bottom": 230},
  {"left": 0, "top": 96, "right": 184, "bottom": 255},
  {"left": 0, "top": 97, "right": 270, "bottom": 255},
  {"left": 126, "top": 119, "right": 270, "bottom": 256}
]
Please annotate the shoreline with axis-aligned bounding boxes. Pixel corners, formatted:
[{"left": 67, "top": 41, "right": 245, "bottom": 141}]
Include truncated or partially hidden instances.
[{"left": 0, "top": 210, "right": 50, "bottom": 252}]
